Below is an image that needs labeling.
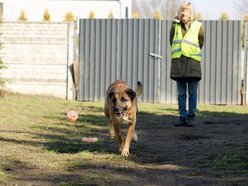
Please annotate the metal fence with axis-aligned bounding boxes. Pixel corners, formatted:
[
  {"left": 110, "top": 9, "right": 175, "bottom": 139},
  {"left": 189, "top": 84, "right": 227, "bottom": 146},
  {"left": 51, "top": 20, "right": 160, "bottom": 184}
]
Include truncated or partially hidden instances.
[
  {"left": 200, "top": 21, "right": 242, "bottom": 105},
  {"left": 78, "top": 19, "right": 245, "bottom": 105}
]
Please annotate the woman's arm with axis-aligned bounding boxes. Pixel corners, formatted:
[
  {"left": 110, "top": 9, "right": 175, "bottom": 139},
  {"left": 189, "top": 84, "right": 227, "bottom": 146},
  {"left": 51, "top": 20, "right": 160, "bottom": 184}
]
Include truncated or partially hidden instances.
[{"left": 198, "top": 26, "right": 205, "bottom": 49}]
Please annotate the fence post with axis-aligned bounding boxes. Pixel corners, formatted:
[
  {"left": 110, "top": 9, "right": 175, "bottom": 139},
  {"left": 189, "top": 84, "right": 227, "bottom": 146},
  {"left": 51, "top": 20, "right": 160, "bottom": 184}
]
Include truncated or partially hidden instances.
[
  {"left": 157, "top": 20, "right": 161, "bottom": 103},
  {"left": 149, "top": 20, "right": 163, "bottom": 103},
  {"left": 244, "top": 23, "right": 248, "bottom": 105}
]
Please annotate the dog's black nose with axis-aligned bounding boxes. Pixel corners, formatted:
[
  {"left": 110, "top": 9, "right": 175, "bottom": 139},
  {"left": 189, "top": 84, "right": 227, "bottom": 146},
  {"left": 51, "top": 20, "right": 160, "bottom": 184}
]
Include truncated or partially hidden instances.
[
  {"left": 114, "top": 108, "right": 122, "bottom": 117},
  {"left": 114, "top": 108, "right": 121, "bottom": 113}
]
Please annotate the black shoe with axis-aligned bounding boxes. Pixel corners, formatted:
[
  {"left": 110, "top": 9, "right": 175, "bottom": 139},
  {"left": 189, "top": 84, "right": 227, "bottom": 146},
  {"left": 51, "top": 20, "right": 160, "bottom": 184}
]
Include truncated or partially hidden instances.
[
  {"left": 175, "top": 117, "right": 187, "bottom": 126},
  {"left": 186, "top": 114, "right": 195, "bottom": 127}
]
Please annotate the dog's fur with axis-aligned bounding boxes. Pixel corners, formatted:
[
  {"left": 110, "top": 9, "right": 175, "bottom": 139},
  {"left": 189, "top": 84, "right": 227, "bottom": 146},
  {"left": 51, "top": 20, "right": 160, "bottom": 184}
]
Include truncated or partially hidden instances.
[{"left": 104, "top": 80, "right": 143, "bottom": 156}]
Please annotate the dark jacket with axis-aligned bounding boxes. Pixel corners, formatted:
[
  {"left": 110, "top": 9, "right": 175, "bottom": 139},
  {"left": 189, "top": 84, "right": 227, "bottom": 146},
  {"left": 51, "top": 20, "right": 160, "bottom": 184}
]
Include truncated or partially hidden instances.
[{"left": 170, "top": 19, "right": 205, "bottom": 81}]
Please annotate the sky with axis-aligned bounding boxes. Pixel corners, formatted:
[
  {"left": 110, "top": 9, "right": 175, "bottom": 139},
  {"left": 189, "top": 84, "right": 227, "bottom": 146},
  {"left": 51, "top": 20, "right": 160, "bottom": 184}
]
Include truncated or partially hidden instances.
[{"left": 190, "top": 0, "right": 241, "bottom": 20}]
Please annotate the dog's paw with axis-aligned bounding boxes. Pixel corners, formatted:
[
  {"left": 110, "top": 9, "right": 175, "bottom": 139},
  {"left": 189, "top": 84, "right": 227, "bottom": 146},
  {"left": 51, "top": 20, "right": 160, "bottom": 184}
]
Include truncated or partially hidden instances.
[
  {"left": 121, "top": 145, "right": 130, "bottom": 156},
  {"left": 121, "top": 149, "right": 129, "bottom": 156}
]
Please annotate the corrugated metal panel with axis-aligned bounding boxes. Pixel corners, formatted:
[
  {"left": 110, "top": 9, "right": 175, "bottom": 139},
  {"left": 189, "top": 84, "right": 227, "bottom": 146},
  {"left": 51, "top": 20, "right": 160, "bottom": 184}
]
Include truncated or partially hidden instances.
[
  {"left": 199, "top": 21, "right": 242, "bottom": 105},
  {"left": 78, "top": 19, "right": 243, "bottom": 105},
  {"left": 78, "top": 19, "right": 160, "bottom": 102},
  {"left": 160, "top": 20, "right": 177, "bottom": 103}
]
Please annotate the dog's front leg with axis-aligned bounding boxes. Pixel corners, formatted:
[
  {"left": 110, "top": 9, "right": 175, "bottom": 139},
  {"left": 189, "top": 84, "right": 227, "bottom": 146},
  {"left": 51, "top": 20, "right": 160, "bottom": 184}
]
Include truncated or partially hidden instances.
[
  {"left": 113, "top": 124, "right": 123, "bottom": 152},
  {"left": 108, "top": 119, "right": 115, "bottom": 139},
  {"left": 121, "top": 122, "right": 135, "bottom": 156}
]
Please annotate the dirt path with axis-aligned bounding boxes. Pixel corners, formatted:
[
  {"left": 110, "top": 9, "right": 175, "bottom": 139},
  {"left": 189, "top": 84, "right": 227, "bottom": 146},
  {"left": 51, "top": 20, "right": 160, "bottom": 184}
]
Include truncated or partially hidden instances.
[{"left": 131, "top": 113, "right": 248, "bottom": 185}]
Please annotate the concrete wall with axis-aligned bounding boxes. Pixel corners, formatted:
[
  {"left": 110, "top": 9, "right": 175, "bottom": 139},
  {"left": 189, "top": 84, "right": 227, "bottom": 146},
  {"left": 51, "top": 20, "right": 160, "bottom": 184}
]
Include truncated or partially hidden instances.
[{"left": 0, "top": 21, "right": 74, "bottom": 99}]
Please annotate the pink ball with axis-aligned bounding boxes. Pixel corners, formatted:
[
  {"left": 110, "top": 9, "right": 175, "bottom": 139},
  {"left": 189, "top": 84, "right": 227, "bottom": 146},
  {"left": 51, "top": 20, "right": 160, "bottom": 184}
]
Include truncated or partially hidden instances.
[{"left": 67, "top": 111, "right": 78, "bottom": 122}]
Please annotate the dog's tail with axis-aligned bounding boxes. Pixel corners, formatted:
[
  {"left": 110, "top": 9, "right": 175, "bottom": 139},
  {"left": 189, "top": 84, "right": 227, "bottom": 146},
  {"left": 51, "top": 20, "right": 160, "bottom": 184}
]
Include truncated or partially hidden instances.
[{"left": 136, "top": 81, "right": 143, "bottom": 97}]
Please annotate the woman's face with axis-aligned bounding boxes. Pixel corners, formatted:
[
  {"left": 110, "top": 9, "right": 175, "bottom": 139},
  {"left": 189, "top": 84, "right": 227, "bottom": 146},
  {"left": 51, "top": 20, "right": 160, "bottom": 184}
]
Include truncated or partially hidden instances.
[{"left": 180, "top": 9, "right": 191, "bottom": 22}]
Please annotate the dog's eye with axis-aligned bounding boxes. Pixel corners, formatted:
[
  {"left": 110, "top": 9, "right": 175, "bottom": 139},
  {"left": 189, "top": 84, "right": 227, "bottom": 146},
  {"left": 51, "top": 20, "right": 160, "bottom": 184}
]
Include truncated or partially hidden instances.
[
  {"left": 121, "top": 97, "right": 127, "bottom": 102},
  {"left": 112, "top": 98, "right": 116, "bottom": 104}
]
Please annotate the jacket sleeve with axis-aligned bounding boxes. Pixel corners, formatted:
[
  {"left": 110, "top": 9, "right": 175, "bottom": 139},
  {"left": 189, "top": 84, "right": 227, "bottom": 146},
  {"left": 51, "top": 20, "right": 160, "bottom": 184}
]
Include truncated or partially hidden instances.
[
  {"left": 170, "top": 17, "right": 179, "bottom": 46},
  {"left": 170, "top": 24, "right": 175, "bottom": 46},
  {"left": 198, "top": 25, "right": 204, "bottom": 49}
]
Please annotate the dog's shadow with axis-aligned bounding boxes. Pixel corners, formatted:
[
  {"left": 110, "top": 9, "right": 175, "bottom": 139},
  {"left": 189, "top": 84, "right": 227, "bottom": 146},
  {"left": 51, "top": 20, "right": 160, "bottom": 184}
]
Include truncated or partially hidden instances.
[{"left": 39, "top": 109, "right": 181, "bottom": 161}]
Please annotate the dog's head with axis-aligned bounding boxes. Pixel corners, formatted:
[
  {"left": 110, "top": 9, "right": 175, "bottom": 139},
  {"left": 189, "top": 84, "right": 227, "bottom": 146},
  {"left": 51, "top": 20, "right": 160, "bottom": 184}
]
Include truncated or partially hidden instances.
[{"left": 108, "top": 88, "right": 136, "bottom": 118}]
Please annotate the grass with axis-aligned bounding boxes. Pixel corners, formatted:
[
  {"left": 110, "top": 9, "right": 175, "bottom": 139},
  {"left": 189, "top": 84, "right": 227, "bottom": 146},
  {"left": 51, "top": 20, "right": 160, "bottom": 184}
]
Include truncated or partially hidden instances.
[
  {"left": 213, "top": 146, "right": 248, "bottom": 175},
  {"left": 0, "top": 93, "right": 140, "bottom": 184},
  {"left": 0, "top": 92, "right": 247, "bottom": 185}
]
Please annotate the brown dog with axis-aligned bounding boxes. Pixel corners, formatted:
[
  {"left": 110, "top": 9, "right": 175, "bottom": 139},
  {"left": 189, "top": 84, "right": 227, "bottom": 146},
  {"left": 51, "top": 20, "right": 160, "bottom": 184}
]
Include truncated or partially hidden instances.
[{"left": 104, "top": 80, "right": 143, "bottom": 156}]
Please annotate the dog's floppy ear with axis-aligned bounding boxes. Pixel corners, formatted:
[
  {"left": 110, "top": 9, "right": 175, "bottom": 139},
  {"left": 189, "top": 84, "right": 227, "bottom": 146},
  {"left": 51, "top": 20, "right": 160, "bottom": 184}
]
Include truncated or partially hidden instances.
[
  {"left": 125, "top": 88, "right": 136, "bottom": 100},
  {"left": 108, "top": 90, "right": 115, "bottom": 99}
]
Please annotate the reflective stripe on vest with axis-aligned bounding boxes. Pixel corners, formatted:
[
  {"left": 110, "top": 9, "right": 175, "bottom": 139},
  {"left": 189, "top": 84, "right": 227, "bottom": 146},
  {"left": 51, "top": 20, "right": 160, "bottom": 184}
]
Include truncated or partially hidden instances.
[{"left": 171, "top": 21, "right": 202, "bottom": 61}]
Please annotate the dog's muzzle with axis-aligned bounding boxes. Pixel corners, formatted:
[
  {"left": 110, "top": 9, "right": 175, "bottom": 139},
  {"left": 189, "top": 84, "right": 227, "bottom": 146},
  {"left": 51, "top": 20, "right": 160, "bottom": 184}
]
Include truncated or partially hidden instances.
[
  {"left": 114, "top": 106, "right": 127, "bottom": 118},
  {"left": 114, "top": 107, "right": 124, "bottom": 118}
]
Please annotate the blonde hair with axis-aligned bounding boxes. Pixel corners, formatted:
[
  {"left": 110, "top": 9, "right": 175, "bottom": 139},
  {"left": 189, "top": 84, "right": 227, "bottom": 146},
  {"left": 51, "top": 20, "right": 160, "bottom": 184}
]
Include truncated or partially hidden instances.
[{"left": 178, "top": 2, "right": 194, "bottom": 21}]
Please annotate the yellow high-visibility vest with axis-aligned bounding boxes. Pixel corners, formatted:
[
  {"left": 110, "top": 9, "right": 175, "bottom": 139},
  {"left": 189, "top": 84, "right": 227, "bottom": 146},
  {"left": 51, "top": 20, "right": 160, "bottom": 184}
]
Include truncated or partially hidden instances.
[{"left": 171, "top": 21, "right": 202, "bottom": 61}]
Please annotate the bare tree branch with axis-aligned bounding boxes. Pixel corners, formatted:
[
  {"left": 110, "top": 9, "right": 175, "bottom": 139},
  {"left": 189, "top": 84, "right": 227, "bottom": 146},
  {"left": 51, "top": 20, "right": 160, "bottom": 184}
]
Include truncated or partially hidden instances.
[{"left": 234, "top": 0, "right": 248, "bottom": 18}]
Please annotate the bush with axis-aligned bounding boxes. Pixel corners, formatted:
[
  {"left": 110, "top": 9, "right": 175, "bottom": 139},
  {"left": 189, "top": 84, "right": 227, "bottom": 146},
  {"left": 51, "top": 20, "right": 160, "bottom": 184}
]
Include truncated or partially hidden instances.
[
  {"left": 108, "top": 10, "right": 114, "bottom": 19},
  {"left": 88, "top": 11, "right": 95, "bottom": 19},
  {"left": 43, "top": 8, "right": 51, "bottom": 21},
  {"left": 18, "top": 10, "right": 28, "bottom": 21},
  {"left": 64, "top": 11, "right": 75, "bottom": 22}
]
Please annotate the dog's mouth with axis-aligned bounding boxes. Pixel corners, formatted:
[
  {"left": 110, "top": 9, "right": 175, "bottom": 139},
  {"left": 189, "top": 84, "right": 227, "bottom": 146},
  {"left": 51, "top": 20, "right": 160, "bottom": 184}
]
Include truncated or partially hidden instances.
[
  {"left": 115, "top": 112, "right": 123, "bottom": 118},
  {"left": 114, "top": 106, "right": 128, "bottom": 119},
  {"left": 114, "top": 108, "right": 124, "bottom": 118}
]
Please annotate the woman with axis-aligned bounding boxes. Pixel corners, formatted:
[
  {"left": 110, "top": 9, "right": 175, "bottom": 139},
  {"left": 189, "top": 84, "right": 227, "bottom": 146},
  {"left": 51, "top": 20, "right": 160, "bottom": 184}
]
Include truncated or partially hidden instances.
[{"left": 170, "top": 2, "right": 204, "bottom": 127}]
